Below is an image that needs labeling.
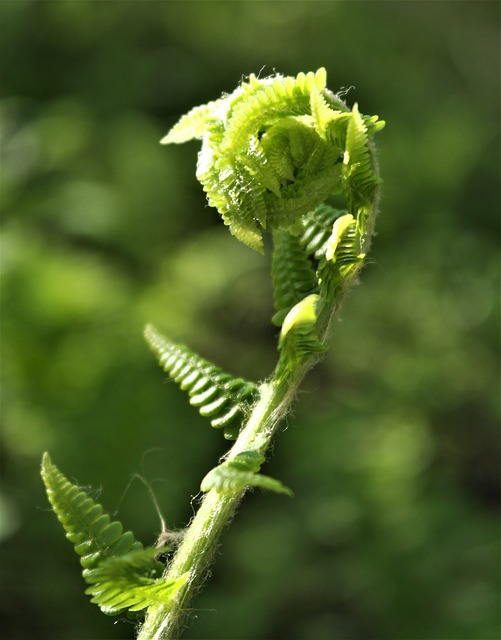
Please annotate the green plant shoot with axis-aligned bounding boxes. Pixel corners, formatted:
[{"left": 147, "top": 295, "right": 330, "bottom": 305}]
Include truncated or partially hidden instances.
[{"left": 41, "top": 68, "right": 384, "bottom": 639}]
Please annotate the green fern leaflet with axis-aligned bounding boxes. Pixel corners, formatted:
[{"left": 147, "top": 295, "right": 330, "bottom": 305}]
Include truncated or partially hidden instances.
[
  {"left": 41, "top": 453, "right": 187, "bottom": 615},
  {"left": 276, "top": 293, "right": 326, "bottom": 381},
  {"left": 84, "top": 547, "right": 188, "bottom": 615},
  {"left": 271, "top": 229, "right": 319, "bottom": 327},
  {"left": 144, "top": 324, "right": 257, "bottom": 440},
  {"left": 201, "top": 450, "right": 293, "bottom": 496},
  {"left": 299, "top": 204, "right": 348, "bottom": 259}
]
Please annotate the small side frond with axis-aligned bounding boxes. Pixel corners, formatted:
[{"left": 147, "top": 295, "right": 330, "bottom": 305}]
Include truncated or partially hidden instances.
[
  {"left": 363, "top": 113, "right": 386, "bottom": 136},
  {"left": 196, "top": 123, "right": 267, "bottom": 253},
  {"left": 161, "top": 99, "right": 225, "bottom": 144},
  {"left": 144, "top": 325, "right": 257, "bottom": 440},
  {"left": 41, "top": 453, "right": 143, "bottom": 571},
  {"left": 299, "top": 204, "right": 348, "bottom": 259},
  {"left": 41, "top": 454, "right": 183, "bottom": 616},
  {"left": 342, "top": 103, "right": 382, "bottom": 218},
  {"left": 221, "top": 69, "right": 320, "bottom": 152},
  {"left": 317, "top": 214, "right": 365, "bottom": 301},
  {"left": 84, "top": 548, "right": 188, "bottom": 615},
  {"left": 245, "top": 136, "right": 282, "bottom": 197},
  {"left": 271, "top": 229, "right": 319, "bottom": 326},
  {"left": 225, "top": 217, "right": 264, "bottom": 254},
  {"left": 276, "top": 294, "right": 325, "bottom": 380},
  {"left": 310, "top": 87, "right": 338, "bottom": 139},
  {"left": 325, "top": 214, "right": 360, "bottom": 265},
  {"left": 201, "top": 451, "right": 293, "bottom": 497}
]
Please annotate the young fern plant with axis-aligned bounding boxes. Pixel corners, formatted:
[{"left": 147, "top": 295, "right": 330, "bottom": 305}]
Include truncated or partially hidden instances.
[{"left": 41, "top": 68, "right": 384, "bottom": 639}]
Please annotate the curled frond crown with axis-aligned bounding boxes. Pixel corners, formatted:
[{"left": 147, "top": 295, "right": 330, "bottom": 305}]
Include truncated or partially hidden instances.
[{"left": 162, "top": 68, "right": 384, "bottom": 252}]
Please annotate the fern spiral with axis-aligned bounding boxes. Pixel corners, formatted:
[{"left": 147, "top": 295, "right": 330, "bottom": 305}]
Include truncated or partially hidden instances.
[{"left": 162, "top": 68, "right": 384, "bottom": 253}]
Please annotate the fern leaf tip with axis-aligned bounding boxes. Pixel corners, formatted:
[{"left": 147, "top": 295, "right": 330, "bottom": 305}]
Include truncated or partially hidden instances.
[
  {"left": 315, "top": 67, "right": 327, "bottom": 88},
  {"left": 143, "top": 323, "right": 156, "bottom": 338}
]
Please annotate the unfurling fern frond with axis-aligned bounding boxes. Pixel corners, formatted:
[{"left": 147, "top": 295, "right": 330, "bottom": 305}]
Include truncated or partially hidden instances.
[
  {"left": 276, "top": 294, "right": 326, "bottom": 380},
  {"left": 299, "top": 204, "right": 348, "bottom": 259},
  {"left": 317, "top": 214, "right": 365, "bottom": 301},
  {"left": 144, "top": 324, "right": 256, "bottom": 440},
  {"left": 309, "top": 85, "right": 340, "bottom": 139},
  {"left": 272, "top": 229, "right": 319, "bottom": 326},
  {"left": 41, "top": 454, "right": 186, "bottom": 615},
  {"left": 162, "top": 70, "right": 384, "bottom": 253},
  {"left": 201, "top": 450, "right": 293, "bottom": 496},
  {"left": 162, "top": 68, "right": 351, "bottom": 251},
  {"left": 161, "top": 99, "right": 226, "bottom": 144},
  {"left": 325, "top": 214, "right": 363, "bottom": 267},
  {"left": 342, "top": 103, "right": 383, "bottom": 232},
  {"left": 84, "top": 547, "right": 188, "bottom": 615}
]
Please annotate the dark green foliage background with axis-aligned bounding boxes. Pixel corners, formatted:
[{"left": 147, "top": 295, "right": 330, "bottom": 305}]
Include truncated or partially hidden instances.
[{"left": 1, "top": 2, "right": 499, "bottom": 639}]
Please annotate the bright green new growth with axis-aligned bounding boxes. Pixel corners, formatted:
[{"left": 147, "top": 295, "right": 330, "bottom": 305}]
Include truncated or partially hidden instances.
[
  {"left": 144, "top": 324, "right": 257, "bottom": 440},
  {"left": 271, "top": 229, "right": 319, "bottom": 326},
  {"left": 201, "top": 450, "right": 293, "bottom": 496},
  {"left": 41, "top": 453, "right": 188, "bottom": 616},
  {"left": 162, "top": 68, "right": 384, "bottom": 252},
  {"left": 299, "top": 204, "right": 348, "bottom": 258},
  {"left": 42, "top": 68, "right": 384, "bottom": 639}
]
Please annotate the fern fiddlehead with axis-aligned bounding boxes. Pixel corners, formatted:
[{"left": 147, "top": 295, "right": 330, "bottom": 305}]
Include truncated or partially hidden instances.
[
  {"left": 42, "top": 68, "right": 384, "bottom": 640},
  {"left": 162, "top": 68, "right": 378, "bottom": 253}
]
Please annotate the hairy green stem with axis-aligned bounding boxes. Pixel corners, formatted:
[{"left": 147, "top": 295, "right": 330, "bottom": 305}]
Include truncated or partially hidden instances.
[
  {"left": 139, "top": 188, "right": 379, "bottom": 640},
  {"left": 138, "top": 369, "right": 308, "bottom": 639},
  {"left": 138, "top": 290, "right": 346, "bottom": 640},
  {"left": 39, "top": 69, "right": 384, "bottom": 640},
  {"left": 139, "top": 79, "right": 383, "bottom": 636}
]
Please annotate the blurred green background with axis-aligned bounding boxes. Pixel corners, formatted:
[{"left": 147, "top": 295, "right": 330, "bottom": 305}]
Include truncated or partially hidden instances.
[{"left": 1, "top": 1, "right": 499, "bottom": 639}]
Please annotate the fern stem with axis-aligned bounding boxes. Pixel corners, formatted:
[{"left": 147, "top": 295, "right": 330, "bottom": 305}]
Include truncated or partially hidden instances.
[
  {"left": 139, "top": 169, "right": 380, "bottom": 640},
  {"left": 139, "top": 72, "right": 383, "bottom": 637},
  {"left": 138, "top": 258, "right": 363, "bottom": 639},
  {"left": 40, "top": 69, "right": 384, "bottom": 640},
  {"left": 138, "top": 489, "right": 239, "bottom": 640},
  {"left": 138, "top": 375, "right": 303, "bottom": 639}
]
